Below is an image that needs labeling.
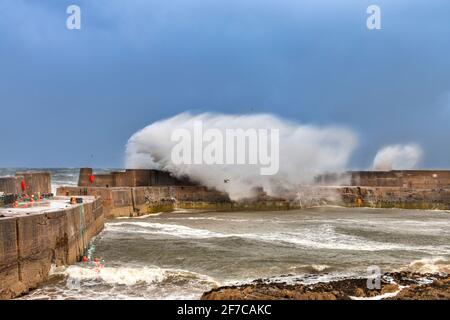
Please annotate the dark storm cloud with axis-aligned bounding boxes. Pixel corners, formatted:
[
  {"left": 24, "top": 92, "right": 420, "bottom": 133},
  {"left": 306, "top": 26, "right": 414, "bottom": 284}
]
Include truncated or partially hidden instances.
[{"left": 0, "top": 0, "right": 449, "bottom": 168}]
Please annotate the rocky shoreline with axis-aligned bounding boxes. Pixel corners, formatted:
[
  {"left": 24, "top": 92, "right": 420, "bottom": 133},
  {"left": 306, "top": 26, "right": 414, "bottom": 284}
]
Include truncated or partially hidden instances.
[{"left": 201, "top": 272, "right": 450, "bottom": 300}]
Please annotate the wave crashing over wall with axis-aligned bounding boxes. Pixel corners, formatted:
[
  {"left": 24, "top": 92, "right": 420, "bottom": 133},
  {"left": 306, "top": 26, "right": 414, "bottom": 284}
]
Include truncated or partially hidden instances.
[{"left": 125, "top": 112, "right": 357, "bottom": 199}]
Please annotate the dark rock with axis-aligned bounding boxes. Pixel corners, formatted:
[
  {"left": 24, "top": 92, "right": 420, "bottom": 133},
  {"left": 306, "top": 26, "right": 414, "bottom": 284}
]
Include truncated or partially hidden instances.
[{"left": 201, "top": 272, "right": 450, "bottom": 300}]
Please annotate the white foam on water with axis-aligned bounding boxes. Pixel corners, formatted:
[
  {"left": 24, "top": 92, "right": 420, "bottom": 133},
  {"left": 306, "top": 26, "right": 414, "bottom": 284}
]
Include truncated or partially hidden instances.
[
  {"left": 350, "top": 286, "right": 406, "bottom": 300},
  {"left": 53, "top": 264, "right": 218, "bottom": 288},
  {"left": 23, "top": 264, "right": 220, "bottom": 300},
  {"left": 309, "top": 264, "right": 330, "bottom": 272},
  {"left": 166, "top": 216, "right": 222, "bottom": 221},
  {"left": 247, "top": 271, "right": 359, "bottom": 286},
  {"left": 343, "top": 219, "right": 450, "bottom": 235},
  {"left": 287, "top": 264, "right": 332, "bottom": 272},
  {"left": 405, "top": 257, "right": 450, "bottom": 274},
  {"left": 165, "top": 216, "right": 254, "bottom": 223},
  {"left": 114, "top": 212, "right": 165, "bottom": 220},
  {"left": 238, "top": 224, "right": 449, "bottom": 253},
  {"left": 107, "top": 221, "right": 223, "bottom": 238},
  {"left": 137, "top": 212, "right": 165, "bottom": 218},
  {"left": 60, "top": 265, "right": 165, "bottom": 286},
  {"left": 105, "top": 221, "right": 450, "bottom": 253}
]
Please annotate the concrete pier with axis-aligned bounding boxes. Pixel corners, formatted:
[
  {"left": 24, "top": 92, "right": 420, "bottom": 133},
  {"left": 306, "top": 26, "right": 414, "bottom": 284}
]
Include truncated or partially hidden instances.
[
  {"left": 77, "top": 168, "right": 194, "bottom": 188},
  {"left": 0, "top": 196, "right": 103, "bottom": 299},
  {"left": 57, "top": 185, "right": 450, "bottom": 215},
  {"left": 0, "top": 171, "right": 51, "bottom": 195},
  {"left": 57, "top": 186, "right": 231, "bottom": 218}
]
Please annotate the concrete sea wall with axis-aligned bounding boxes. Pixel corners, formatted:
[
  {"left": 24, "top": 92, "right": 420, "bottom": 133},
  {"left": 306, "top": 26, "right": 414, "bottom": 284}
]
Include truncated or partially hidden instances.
[
  {"left": 78, "top": 168, "right": 194, "bottom": 188},
  {"left": 0, "top": 172, "right": 51, "bottom": 195},
  {"left": 58, "top": 185, "right": 303, "bottom": 216},
  {"left": 315, "top": 170, "right": 450, "bottom": 189},
  {"left": 279, "top": 186, "right": 450, "bottom": 210},
  {"left": 0, "top": 177, "right": 17, "bottom": 195},
  {"left": 57, "top": 186, "right": 231, "bottom": 218},
  {"left": 0, "top": 197, "right": 104, "bottom": 299},
  {"left": 57, "top": 184, "right": 450, "bottom": 218},
  {"left": 339, "top": 186, "right": 450, "bottom": 210},
  {"left": 71, "top": 168, "right": 450, "bottom": 214}
]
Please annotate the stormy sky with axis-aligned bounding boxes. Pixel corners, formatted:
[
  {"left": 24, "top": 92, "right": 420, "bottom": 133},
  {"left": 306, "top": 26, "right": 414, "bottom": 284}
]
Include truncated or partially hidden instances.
[{"left": 0, "top": 0, "right": 449, "bottom": 168}]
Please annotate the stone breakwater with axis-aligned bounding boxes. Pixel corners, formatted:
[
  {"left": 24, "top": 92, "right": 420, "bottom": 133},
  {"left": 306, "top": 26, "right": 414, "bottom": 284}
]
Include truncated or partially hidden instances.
[
  {"left": 64, "top": 168, "right": 450, "bottom": 215},
  {"left": 57, "top": 185, "right": 450, "bottom": 220},
  {"left": 0, "top": 197, "right": 104, "bottom": 299},
  {"left": 57, "top": 186, "right": 232, "bottom": 218},
  {"left": 0, "top": 171, "right": 51, "bottom": 195},
  {"left": 201, "top": 272, "right": 450, "bottom": 300},
  {"left": 336, "top": 186, "right": 450, "bottom": 210}
]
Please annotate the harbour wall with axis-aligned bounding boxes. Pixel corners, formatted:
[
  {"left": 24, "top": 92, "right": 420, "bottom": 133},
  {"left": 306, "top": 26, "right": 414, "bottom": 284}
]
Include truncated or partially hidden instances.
[
  {"left": 78, "top": 168, "right": 195, "bottom": 188},
  {"left": 350, "top": 170, "right": 450, "bottom": 188},
  {"left": 0, "top": 196, "right": 104, "bottom": 299},
  {"left": 57, "top": 184, "right": 450, "bottom": 217},
  {"left": 57, "top": 186, "right": 232, "bottom": 218},
  {"left": 72, "top": 168, "right": 450, "bottom": 213},
  {"left": 339, "top": 186, "right": 450, "bottom": 210},
  {"left": 315, "top": 170, "right": 450, "bottom": 189},
  {"left": 0, "top": 172, "right": 51, "bottom": 195}
]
